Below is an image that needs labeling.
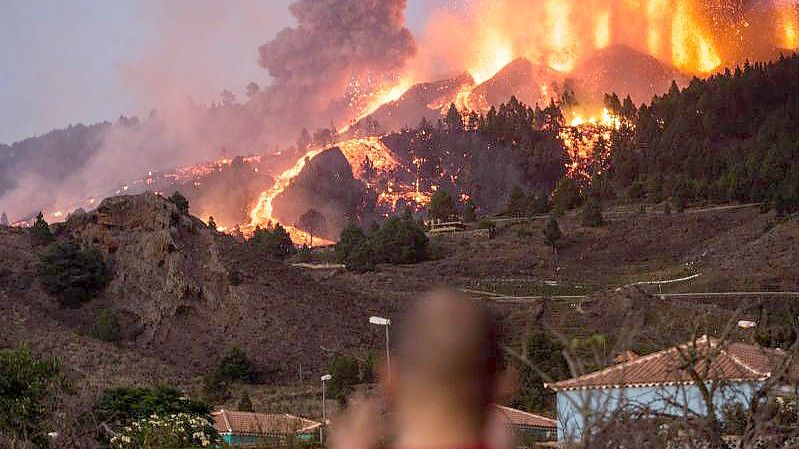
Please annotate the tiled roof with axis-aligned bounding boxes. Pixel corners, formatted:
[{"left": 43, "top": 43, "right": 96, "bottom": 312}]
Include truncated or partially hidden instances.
[
  {"left": 212, "top": 410, "right": 321, "bottom": 436},
  {"left": 547, "top": 336, "right": 798, "bottom": 391},
  {"left": 496, "top": 405, "right": 557, "bottom": 429}
]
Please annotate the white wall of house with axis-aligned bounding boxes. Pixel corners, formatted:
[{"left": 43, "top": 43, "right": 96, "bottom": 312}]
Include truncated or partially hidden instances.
[{"left": 555, "top": 382, "right": 761, "bottom": 441}]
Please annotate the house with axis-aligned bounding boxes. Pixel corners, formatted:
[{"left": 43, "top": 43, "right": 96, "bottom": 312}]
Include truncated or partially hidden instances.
[
  {"left": 546, "top": 336, "right": 799, "bottom": 442},
  {"left": 212, "top": 410, "right": 322, "bottom": 447},
  {"left": 496, "top": 405, "right": 558, "bottom": 443}
]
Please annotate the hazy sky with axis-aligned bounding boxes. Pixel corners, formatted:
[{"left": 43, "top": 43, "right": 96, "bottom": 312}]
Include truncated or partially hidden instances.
[{"left": 0, "top": 0, "right": 453, "bottom": 145}]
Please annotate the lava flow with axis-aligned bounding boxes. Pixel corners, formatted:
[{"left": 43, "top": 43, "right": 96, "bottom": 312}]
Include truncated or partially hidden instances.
[{"left": 246, "top": 136, "right": 420, "bottom": 246}]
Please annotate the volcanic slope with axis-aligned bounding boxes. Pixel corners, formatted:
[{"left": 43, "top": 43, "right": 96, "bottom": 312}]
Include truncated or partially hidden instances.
[{"left": 0, "top": 193, "right": 393, "bottom": 384}]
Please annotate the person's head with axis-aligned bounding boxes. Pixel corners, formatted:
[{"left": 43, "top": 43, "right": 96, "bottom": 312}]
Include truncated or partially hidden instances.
[{"left": 388, "top": 290, "right": 503, "bottom": 442}]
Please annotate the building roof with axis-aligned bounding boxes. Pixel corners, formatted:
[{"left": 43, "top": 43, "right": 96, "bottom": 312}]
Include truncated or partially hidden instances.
[
  {"left": 496, "top": 405, "right": 557, "bottom": 429},
  {"left": 212, "top": 410, "right": 322, "bottom": 436},
  {"left": 547, "top": 335, "right": 799, "bottom": 391}
]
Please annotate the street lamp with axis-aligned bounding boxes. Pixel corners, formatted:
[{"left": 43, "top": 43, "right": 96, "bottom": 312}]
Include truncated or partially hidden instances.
[
  {"left": 369, "top": 316, "right": 392, "bottom": 381},
  {"left": 320, "top": 374, "right": 332, "bottom": 444}
]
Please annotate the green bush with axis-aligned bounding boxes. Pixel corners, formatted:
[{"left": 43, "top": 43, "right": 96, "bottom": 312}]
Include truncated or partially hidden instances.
[
  {"left": 95, "top": 386, "right": 210, "bottom": 429},
  {"left": 581, "top": 198, "right": 604, "bottom": 227},
  {"left": 0, "top": 347, "right": 63, "bottom": 448},
  {"left": 29, "top": 212, "right": 54, "bottom": 246},
  {"left": 38, "top": 242, "right": 110, "bottom": 308},
  {"left": 91, "top": 309, "right": 121, "bottom": 343},
  {"left": 250, "top": 224, "right": 296, "bottom": 259},
  {"left": 336, "top": 217, "right": 428, "bottom": 271},
  {"left": 428, "top": 191, "right": 458, "bottom": 221},
  {"left": 213, "top": 347, "right": 259, "bottom": 384},
  {"left": 169, "top": 191, "right": 189, "bottom": 214}
]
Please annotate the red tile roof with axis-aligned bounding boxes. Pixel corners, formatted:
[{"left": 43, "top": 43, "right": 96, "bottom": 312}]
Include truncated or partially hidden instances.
[
  {"left": 212, "top": 410, "right": 321, "bottom": 436},
  {"left": 496, "top": 405, "right": 557, "bottom": 429},
  {"left": 547, "top": 336, "right": 798, "bottom": 391}
]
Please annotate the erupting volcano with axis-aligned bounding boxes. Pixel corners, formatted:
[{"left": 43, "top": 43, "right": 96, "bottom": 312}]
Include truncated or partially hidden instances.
[{"left": 7, "top": 0, "right": 799, "bottom": 246}]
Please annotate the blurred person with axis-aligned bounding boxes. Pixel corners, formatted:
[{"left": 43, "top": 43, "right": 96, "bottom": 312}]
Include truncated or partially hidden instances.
[{"left": 330, "top": 290, "right": 516, "bottom": 449}]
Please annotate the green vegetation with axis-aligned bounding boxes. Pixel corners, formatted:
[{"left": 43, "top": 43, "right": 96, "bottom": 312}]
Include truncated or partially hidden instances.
[
  {"left": 0, "top": 347, "right": 63, "bottom": 449},
  {"left": 335, "top": 215, "right": 428, "bottom": 272},
  {"left": 202, "top": 347, "right": 259, "bottom": 402},
  {"left": 428, "top": 190, "right": 458, "bottom": 221},
  {"left": 513, "top": 332, "right": 569, "bottom": 412},
  {"left": 29, "top": 212, "right": 54, "bottom": 245},
  {"left": 326, "top": 353, "right": 374, "bottom": 402},
  {"left": 95, "top": 386, "right": 210, "bottom": 429},
  {"left": 38, "top": 241, "right": 110, "bottom": 308},
  {"left": 169, "top": 191, "right": 189, "bottom": 214},
  {"left": 213, "top": 347, "right": 259, "bottom": 384},
  {"left": 582, "top": 198, "right": 604, "bottom": 227},
  {"left": 91, "top": 309, "right": 121, "bottom": 343},
  {"left": 462, "top": 199, "right": 477, "bottom": 222},
  {"left": 606, "top": 56, "right": 799, "bottom": 213},
  {"left": 251, "top": 223, "right": 296, "bottom": 259}
]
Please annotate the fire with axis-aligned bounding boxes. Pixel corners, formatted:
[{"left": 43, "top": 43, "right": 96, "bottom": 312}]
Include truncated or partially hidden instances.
[
  {"left": 426, "top": 0, "right": 737, "bottom": 81},
  {"left": 247, "top": 136, "right": 422, "bottom": 246},
  {"left": 671, "top": 0, "right": 721, "bottom": 73},
  {"left": 595, "top": 10, "right": 611, "bottom": 50},
  {"left": 562, "top": 108, "right": 623, "bottom": 179},
  {"left": 546, "top": 0, "right": 577, "bottom": 72},
  {"left": 341, "top": 79, "right": 414, "bottom": 133},
  {"left": 780, "top": 3, "right": 799, "bottom": 49}
]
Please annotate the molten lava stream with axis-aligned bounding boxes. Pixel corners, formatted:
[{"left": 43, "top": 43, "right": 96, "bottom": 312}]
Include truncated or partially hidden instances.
[{"left": 246, "top": 148, "right": 335, "bottom": 247}]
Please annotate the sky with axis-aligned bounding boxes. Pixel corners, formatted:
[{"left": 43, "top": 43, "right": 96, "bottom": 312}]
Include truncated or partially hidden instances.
[{"left": 0, "top": 0, "right": 454, "bottom": 145}]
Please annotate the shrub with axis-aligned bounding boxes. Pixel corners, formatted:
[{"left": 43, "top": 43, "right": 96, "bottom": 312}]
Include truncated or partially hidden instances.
[
  {"left": 38, "top": 242, "right": 110, "bottom": 308},
  {"left": 462, "top": 199, "right": 477, "bottom": 222},
  {"left": 250, "top": 224, "right": 296, "bottom": 259},
  {"left": 95, "top": 386, "right": 210, "bottom": 428},
  {"left": 91, "top": 309, "right": 121, "bottom": 343},
  {"left": 169, "top": 191, "right": 189, "bottom": 214},
  {"left": 336, "top": 217, "right": 428, "bottom": 271},
  {"left": 109, "top": 413, "right": 219, "bottom": 449},
  {"left": 581, "top": 198, "right": 604, "bottom": 227},
  {"left": 505, "top": 185, "right": 528, "bottom": 217},
  {"left": 0, "top": 347, "right": 63, "bottom": 448},
  {"left": 369, "top": 216, "right": 428, "bottom": 265},
  {"left": 428, "top": 191, "right": 458, "bottom": 221},
  {"left": 213, "top": 347, "right": 259, "bottom": 384},
  {"left": 29, "top": 212, "right": 54, "bottom": 246}
]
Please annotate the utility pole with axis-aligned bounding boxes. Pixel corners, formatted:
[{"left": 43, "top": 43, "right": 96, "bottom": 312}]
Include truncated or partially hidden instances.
[{"left": 320, "top": 374, "right": 332, "bottom": 444}]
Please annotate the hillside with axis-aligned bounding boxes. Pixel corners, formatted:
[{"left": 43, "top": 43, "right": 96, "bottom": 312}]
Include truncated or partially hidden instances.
[{"left": 1, "top": 193, "right": 395, "bottom": 387}]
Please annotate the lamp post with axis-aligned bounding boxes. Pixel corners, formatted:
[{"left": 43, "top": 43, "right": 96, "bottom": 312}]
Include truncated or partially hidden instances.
[
  {"left": 369, "top": 316, "right": 392, "bottom": 381},
  {"left": 320, "top": 374, "right": 332, "bottom": 444}
]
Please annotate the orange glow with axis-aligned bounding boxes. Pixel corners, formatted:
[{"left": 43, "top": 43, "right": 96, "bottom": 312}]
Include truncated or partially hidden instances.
[
  {"left": 780, "top": 5, "right": 799, "bottom": 49},
  {"left": 546, "top": 0, "right": 576, "bottom": 72},
  {"left": 671, "top": 0, "right": 721, "bottom": 73},
  {"left": 247, "top": 136, "right": 426, "bottom": 246},
  {"left": 595, "top": 10, "right": 611, "bottom": 49}
]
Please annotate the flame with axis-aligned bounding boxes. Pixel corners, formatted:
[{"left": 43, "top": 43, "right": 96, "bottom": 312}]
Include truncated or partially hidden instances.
[
  {"left": 595, "top": 10, "right": 611, "bottom": 49},
  {"left": 341, "top": 79, "right": 414, "bottom": 133},
  {"left": 247, "top": 136, "right": 423, "bottom": 246},
  {"left": 469, "top": 34, "right": 515, "bottom": 84},
  {"left": 780, "top": 3, "right": 799, "bottom": 49},
  {"left": 546, "top": 0, "right": 577, "bottom": 72},
  {"left": 671, "top": 0, "right": 721, "bottom": 73}
]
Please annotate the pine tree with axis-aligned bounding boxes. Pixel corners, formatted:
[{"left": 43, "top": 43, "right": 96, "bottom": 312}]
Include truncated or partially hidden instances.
[
  {"left": 29, "top": 212, "right": 54, "bottom": 245},
  {"left": 428, "top": 191, "right": 457, "bottom": 222},
  {"left": 506, "top": 186, "right": 528, "bottom": 217},
  {"left": 169, "top": 191, "right": 189, "bottom": 214},
  {"left": 0, "top": 211, "right": 8, "bottom": 226},
  {"left": 543, "top": 216, "right": 562, "bottom": 279},
  {"left": 582, "top": 198, "right": 604, "bottom": 227},
  {"left": 462, "top": 199, "right": 477, "bottom": 222},
  {"left": 207, "top": 216, "right": 217, "bottom": 230},
  {"left": 238, "top": 391, "right": 253, "bottom": 412}
]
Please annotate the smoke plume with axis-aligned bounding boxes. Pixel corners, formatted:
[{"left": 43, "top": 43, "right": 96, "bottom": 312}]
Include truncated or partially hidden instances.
[{"left": 256, "top": 0, "right": 417, "bottom": 131}]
